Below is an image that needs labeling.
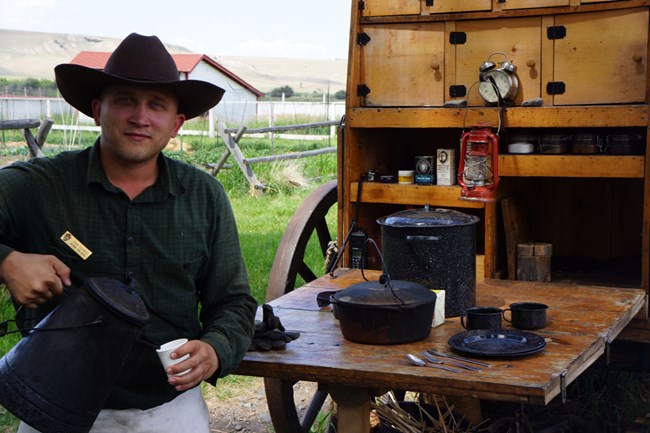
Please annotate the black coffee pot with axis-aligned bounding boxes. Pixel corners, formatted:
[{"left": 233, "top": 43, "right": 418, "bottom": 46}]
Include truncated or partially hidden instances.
[{"left": 0, "top": 278, "right": 152, "bottom": 433}]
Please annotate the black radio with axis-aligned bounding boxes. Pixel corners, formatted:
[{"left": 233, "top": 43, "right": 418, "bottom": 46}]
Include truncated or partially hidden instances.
[{"left": 348, "top": 230, "right": 368, "bottom": 269}]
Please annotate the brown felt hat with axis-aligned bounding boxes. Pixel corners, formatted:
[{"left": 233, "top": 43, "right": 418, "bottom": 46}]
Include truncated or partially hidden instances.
[{"left": 54, "top": 33, "right": 225, "bottom": 120}]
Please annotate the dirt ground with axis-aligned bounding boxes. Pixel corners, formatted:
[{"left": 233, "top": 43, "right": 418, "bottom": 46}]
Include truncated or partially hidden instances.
[{"left": 205, "top": 378, "right": 327, "bottom": 433}]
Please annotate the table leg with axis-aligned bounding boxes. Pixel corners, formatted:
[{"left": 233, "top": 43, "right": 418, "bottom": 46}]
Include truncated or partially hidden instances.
[{"left": 328, "top": 385, "right": 373, "bottom": 433}]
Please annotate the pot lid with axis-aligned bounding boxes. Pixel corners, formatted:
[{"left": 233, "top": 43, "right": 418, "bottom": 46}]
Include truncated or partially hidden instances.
[
  {"left": 85, "top": 277, "right": 150, "bottom": 325},
  {"left": 377, "top": 207, "right": 479, "bottom": 228},
  {"left": 332, "top": 279, "right": 436, "bottom": 307}
]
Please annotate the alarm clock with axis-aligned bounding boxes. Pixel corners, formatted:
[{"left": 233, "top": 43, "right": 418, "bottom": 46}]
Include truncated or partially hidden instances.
[{"left": 478, "top": 53, "right": 519, "bottom": 104}]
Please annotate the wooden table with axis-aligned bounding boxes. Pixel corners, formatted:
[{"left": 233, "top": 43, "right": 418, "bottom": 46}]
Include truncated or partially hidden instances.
[{"left": 236, "top": 269, "right": 645, "bottom": 433}]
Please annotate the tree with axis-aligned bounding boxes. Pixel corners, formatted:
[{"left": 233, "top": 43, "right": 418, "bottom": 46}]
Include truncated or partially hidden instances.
[
  {"left": 270, "top": 86, "right": 294, "bottom": 98},
  {"left": 334, "top": 90, "right": 346, "bottom": 100}
]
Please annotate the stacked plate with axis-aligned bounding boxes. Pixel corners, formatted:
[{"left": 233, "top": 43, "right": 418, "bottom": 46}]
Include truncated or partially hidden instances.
[{"left": 448, "top": 329, "right": 546, "bottom": 357}]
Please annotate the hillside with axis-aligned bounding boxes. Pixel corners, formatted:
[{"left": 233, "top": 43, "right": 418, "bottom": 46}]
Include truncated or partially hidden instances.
[{"left": 0, "top": 29, "right": 348, "bottom": 93}]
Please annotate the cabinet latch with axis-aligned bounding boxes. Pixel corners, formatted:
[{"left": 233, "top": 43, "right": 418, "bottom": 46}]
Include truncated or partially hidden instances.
[
  {"left": 449, "top": 85, "right": 467, "bottom": 98},
  {"left": 357, "top": 32, "right": 371, "bottom": 46},
  {"left": 426, "top": 0, "right": 433, "bottom": 6},
  {"left": 357, "top": 84, "right": 371, "bottom": 97},
  {"left": 358, "top": 0, "right": 365, "bottom": 11},
  {"left": 546, "top": 82, "right": 566, "bottom": 95},
  {"left": 547, "top": 25, "right": 567, "bottom": 40},
  {"left": 449, "top": 32, "right": 467, "bottom": 45}
]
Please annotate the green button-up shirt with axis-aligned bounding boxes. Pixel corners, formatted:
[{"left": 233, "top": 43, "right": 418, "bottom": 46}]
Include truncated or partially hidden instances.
[{"left": 0, "top": 141, "right": 257, "bottom": 409}]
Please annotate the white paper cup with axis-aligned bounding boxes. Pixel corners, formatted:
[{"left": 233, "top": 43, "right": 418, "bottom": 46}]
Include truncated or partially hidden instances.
[{"left": 156, "top": 338, "right": 191, "bottom": 377}]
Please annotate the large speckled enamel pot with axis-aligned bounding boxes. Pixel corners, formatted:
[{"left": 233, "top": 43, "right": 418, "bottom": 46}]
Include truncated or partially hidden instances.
[{"left": 377, "top": 207, "right": 479, "bottom": 317}]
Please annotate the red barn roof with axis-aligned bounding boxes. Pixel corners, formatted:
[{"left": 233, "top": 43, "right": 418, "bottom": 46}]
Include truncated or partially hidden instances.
[{"left": 69, "top": 51, "right": 263, "bottom": 98}]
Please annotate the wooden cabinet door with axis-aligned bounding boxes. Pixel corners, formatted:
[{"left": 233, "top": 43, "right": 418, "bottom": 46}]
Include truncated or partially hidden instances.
[
  {"left": 581, "top": 0, "right": 628, "bottom": 4},
  {"left": 422, "top": 0, "right": 491, "bottom": 14},
  {"left": 359, "top": 23, "right": 446, "bottom": 106},
  {"left": 362, "top": 0, "right": 421, "bottom": 16},
  {"left": 453, "top": 17, "right": 543, "bottom": 107},
  {"left": 551, "top": 8, "right": 648, "bottom": 105},
  {"left": 498, "top": 0, "right": 569, "bottom": 10}
]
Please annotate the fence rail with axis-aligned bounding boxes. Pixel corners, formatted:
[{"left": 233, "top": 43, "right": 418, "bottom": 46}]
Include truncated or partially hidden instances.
[
  {"left": 213, "top": 120, "right": 340, "bottom": 193},
  {"left": 1, "top": 97, "right": 345, "bottom": 134},
  {"left": 1, "top": 116, "right": 341, "bottom": 193}
]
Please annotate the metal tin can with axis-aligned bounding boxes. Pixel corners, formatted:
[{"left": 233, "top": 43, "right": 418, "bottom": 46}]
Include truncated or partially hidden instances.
[
  {"left": 398, "top": 170, "right": 415, "bottom": 184},
  {"left": 415, "top": 156, "right": 434, "bottom": 185}
]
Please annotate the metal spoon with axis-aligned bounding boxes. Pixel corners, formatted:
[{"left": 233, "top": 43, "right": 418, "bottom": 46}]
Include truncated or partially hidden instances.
[
  {"left": 420, "top": 351, "right": 481, "bottom": 372},
  {"left": 405, "top": 354, "right": 461, "bottom": 373}
]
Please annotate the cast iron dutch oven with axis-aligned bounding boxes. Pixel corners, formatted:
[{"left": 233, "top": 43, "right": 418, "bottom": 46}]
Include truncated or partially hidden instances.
[
  {"left": 329, "top": 275, "right": 436, "bottom": 345},
  {"left": 377, "top": 207, "right": 479, "bottom": 317}
]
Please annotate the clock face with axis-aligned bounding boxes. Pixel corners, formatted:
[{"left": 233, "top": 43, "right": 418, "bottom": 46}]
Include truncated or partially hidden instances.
[{"left": 478, "top": 69, "right": 518, "bottom": 104}]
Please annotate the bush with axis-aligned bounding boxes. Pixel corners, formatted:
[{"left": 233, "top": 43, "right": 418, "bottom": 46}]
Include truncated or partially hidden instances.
[{"left": 270, "top": 85, "right": 295, "bottom": 98}]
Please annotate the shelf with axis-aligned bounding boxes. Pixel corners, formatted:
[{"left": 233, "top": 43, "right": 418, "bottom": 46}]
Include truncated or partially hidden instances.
[
  {"left": 349, "top": 182, "right": 485, "bottom": 208},
  {"left": 499, "top": 154, "right": 645, "bottom": 178},
  {"left": 347, "top": 105, "right": 649, "bottom": 129}
]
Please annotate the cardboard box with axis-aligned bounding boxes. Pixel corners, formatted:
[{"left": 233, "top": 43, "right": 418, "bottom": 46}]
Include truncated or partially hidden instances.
[{"left": 436, "top": 148, "right": 456, "bottom": 186}]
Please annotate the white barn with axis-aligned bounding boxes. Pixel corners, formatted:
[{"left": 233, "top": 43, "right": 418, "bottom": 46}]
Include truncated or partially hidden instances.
[{"left": 68, "top": 51, "right": 264, "bottom": 124}]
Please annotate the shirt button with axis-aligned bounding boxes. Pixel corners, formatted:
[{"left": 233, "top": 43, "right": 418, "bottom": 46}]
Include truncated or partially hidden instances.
[{"left": 127, "top": 236, "right": 135, "bottom": 244}]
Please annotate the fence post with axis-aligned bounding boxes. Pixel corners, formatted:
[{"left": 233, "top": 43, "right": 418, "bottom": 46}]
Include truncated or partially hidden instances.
[
  {"left": 215, "top": 121, "right": 265, "bottom": 194},
  {"left": 208, "top": 108, "right": 215, "bottom": 138}
]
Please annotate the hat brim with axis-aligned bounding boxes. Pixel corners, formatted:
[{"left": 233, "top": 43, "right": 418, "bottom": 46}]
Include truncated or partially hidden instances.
[{"left": 55, "top": 64, "right": 225, "bottom": 120}]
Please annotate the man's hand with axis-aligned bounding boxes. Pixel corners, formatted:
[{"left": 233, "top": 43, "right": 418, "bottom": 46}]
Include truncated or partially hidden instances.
[
  {"left": 165, "top": 339, "right": 219, "bottom": 391},
  {"left": 0, "top": 251, "right": 71, "bottom": 309}
]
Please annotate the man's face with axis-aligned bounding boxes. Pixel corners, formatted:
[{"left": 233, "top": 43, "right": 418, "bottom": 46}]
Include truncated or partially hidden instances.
[{"left": 91, "top": 84, "right": 186, "bottom": 165}]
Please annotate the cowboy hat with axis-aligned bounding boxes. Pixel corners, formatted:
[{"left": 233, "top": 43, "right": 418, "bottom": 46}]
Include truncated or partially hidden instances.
[{"left": 54, "top": 33, "right": 225, "bottom": 119}]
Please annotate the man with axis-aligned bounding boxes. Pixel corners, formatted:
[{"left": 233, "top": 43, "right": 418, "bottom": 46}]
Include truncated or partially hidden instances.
[{"left": 0, "top": 33, "right": 257, "bottom": 432}]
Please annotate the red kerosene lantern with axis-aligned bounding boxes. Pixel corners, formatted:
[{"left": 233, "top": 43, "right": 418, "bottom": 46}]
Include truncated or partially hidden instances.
[{"left": 457, "top": 123, "right": 499, "bottom": 202}]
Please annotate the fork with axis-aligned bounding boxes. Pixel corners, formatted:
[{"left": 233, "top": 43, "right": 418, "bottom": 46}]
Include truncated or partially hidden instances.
[
  {"left": 420, "top": 351, "right": 481, "bottom": 372},
  {"left": 427, "top": 348, "right": 491, "bottom": 368}
]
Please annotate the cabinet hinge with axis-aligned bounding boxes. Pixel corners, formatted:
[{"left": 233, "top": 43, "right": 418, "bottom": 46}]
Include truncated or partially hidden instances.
[
  {"left": 357, "top": 84, "right": 371, "bottom": 97},
  {"left": 497, "top": 0, "right": 506, "bottom": 3},
  {"left": 546, "top": 81, "right": 566, "bottom": 95},
  {"left": 547, "top": 25, "right": 567, "bottom": 40},
  {"left": 426, "top": 0, "right": 433, "bottom": 6},
  {"left": 357, "top": 32, "right": 371, "bottom": 46},
  {"left": 449, "top": 85, "right": 467, "bottom": 98},
  {"left": 358, "top": 0, "right": 365, "bottom": 11},
  {"left": 449, "top": 32, "right": 467, "bottom": 45}
]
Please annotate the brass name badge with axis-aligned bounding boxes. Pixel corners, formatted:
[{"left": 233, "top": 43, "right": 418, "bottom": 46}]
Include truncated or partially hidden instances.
[{"left": 60, "top": 231, "right": 93, "bottom": 260}]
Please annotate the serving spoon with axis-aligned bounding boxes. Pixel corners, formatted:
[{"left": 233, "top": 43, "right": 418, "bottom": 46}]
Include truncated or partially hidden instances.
[{"left": 405, "top": 354, "right": 461, "bottom": 373}]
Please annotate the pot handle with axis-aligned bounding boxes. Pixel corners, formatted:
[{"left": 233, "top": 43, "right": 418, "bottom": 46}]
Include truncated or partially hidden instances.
[{"left": 405, "top": 235, "right": 440, "bottom": 243}]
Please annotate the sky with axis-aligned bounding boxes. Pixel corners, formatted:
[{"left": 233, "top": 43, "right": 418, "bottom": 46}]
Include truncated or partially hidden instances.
[{"left": 1, "top": 0, "right": 352, "bottom": 60}]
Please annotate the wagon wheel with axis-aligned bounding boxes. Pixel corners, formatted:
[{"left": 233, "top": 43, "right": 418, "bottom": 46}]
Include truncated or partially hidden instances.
[
  {"left": 265, "top": 179, "right": 338, "bottom": 302},
  {"left": 264, "top": 179, "right": 338, "bottom": 433}
]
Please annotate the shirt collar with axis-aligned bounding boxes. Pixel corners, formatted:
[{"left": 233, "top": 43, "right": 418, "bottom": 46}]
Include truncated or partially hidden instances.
[{"left": 86, "top": 139, "right": 186, "bottom": 200}]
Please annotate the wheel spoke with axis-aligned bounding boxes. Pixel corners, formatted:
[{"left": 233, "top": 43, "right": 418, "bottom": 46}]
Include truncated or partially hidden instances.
[
  {"left": 300, "top": 389, "right": 330, "bottom": 430},
  {"left": 315, "top": 218, "right": 333, "bottom": 256},
  {"left": 298, "top": 261, "right": 318, "bottom": 283}
]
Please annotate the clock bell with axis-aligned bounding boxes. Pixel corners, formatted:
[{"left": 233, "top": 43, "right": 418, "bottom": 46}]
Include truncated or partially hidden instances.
[{"left": 478, "top": 52, "right": 520, "bottom": 105}]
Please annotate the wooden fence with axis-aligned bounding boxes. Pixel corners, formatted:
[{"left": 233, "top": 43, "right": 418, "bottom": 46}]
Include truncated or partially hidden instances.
[
  {"left": 0, "top": 118, "right": 53, "bottom": 158},
  {"left": 212, "top": 119, "right": 341, "bottom": 192},
  {"left": 0, "top": 117, "right": 341, "bottom": 193}
]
